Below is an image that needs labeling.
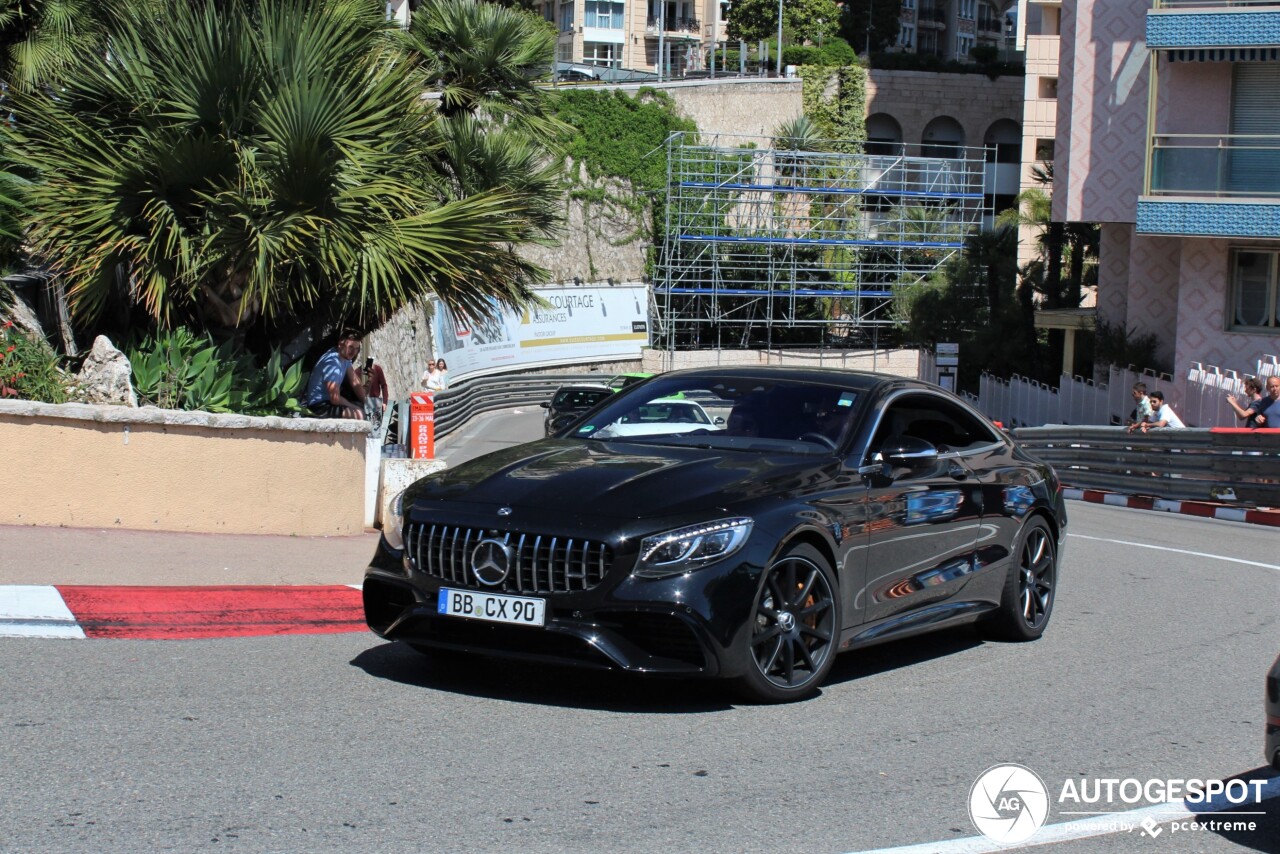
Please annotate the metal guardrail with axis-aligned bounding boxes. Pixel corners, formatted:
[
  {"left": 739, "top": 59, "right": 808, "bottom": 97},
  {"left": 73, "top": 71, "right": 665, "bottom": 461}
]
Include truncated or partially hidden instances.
[
  {"left": 1012, "top": 426, "right": 1280, "bottom": 506},
  {"left": 386, "top": 373, "right": 603, "bottom": 446}
]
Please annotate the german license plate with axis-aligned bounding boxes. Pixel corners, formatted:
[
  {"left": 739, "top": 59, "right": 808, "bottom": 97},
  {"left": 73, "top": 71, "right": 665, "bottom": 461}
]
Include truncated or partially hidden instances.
[{"left": 437, "top": 588, "right": 546, "bottom": 627}]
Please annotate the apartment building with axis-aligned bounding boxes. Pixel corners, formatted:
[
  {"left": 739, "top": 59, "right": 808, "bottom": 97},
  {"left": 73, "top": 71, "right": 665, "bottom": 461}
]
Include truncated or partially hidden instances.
[
  {"left": 896, "top": 0, "right": 1015, "bottom": 60},
  {"left": 1014, "top": 0, "right": 1060, "bottom": 267},
  {"left": 534, "top": 0, "right": 730, "bottom": 75},
  {"left": 1055, "top": 1, "right": 1280, "bottom": 389}
]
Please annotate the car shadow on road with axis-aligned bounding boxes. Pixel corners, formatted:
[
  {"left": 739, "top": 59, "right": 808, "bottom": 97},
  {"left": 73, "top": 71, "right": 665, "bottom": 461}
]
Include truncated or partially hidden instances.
[
  {"left": 350, "top": 641, "right": 735, "bottom": 713},
  {"left": 823, "top": 625, "right": 985, "bottom": 688},
  {"left": 352, "top": 626, "right": 985, "bottom": 711}
]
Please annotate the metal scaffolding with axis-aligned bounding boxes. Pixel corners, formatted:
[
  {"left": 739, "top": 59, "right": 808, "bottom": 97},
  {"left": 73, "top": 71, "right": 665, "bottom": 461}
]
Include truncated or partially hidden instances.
[{"left": 652, "top": 132, "right": 993, "bottom": 352}]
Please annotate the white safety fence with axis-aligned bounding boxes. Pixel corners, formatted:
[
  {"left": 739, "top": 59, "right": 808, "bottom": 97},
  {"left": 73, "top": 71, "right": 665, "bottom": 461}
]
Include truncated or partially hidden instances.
[
  {"left": 971, "top": 355, "right": 1278, "bottom": 428},
  {"left": 972, "top": 365, "right": 1172, "bottom": 428},
  {"left": 1183, "top": 355, "right": 1279, "bottom": 429}
]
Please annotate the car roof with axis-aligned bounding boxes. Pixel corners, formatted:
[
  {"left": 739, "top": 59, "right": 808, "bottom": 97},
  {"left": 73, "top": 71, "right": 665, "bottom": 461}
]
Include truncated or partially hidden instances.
[
  {"left": 663, "top": 365, "right": 901, "bottom": 393},
  {"left": 555, "top": 382, "right": 611, "bottom": 391}
]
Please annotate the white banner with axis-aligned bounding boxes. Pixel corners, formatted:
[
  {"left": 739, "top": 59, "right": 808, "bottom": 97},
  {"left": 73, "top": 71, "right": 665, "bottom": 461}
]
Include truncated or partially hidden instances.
[{"left": 431, "top": 285, "right": 650, "bottom": 379}]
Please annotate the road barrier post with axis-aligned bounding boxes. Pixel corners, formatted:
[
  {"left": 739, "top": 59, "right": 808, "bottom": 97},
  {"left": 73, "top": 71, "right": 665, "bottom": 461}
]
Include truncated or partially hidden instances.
[{"left": 410, "top": 392, "right": 435, "bottom": 459}]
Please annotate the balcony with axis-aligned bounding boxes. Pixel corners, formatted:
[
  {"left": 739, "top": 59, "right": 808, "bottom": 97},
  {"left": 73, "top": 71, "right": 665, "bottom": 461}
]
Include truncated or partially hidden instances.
[
  {"left": 977, "top": 15, "right": 1004, "bottom": 36},
  {"left": 645, "top": 15, "right": 701, "bottom": 35},
  {"left": 918, "top": 5, "right": 947, "bottom": 27},
  {"left": 1148, "top": 1, "right": 1280, "bottom": 51},
  {"left": 1138, "top": 133, "right": 1280, "bottom": 237}
]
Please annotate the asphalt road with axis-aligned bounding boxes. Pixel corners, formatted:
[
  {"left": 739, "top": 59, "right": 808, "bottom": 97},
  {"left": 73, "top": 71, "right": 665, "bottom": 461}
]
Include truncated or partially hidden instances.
[{"left": 1, "top": 409, "right": 1277, "bottom": 853}]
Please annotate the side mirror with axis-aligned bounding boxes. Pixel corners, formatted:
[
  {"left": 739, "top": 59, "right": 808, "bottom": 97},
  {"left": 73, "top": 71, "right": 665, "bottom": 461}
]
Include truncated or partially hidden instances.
[
  {"left": 881, "top": 435, "right": 939, "bottom": 465},
  {"left": 713, "top": 416, "right": 725, "bottom": 426},
  {"left": 539, "top": 401, "right": 550, "bottom": 409}
]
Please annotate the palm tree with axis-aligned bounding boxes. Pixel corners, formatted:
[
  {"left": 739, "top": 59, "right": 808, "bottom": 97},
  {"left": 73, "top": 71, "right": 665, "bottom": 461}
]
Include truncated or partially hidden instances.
[
  {"left": 0, "top": 0, "right": 108, "bottom": 91},
  {"left": 404, "top": 0, "right": 561, "bottom": 137},
  {"left": 4, "top": 0, "right": 554, "bottom": 349}
]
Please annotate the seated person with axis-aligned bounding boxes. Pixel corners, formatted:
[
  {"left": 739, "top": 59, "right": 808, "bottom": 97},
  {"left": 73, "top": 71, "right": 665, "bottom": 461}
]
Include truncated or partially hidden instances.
[
  {"left": 725, "top": 407, "right": 761, "bottom": 437},
  {"left": 302, "top": 329, "right": 366, "bottom": 420}
]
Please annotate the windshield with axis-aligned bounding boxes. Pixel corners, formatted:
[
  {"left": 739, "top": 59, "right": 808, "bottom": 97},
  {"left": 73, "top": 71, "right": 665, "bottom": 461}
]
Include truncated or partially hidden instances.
[
  {"left": 552, "top": 388, "right": 611, "bottom": 409},
  {"left": 565, "top": 374, "right": 863, "bottom": 454}
]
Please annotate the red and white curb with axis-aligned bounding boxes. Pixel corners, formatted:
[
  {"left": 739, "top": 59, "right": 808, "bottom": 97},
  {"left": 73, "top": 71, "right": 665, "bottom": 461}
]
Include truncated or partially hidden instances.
[
  {"left": 0, "top": 584, "right": 365, "bottom": 640},
  {"left": 1063, "top": 488, "right": 1280, "bottom": 527}
]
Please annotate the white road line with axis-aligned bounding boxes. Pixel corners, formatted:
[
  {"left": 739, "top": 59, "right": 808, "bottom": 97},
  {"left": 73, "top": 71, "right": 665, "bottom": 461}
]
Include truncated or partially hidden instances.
[
  {"left": 0, "top": 585, "right": 86, "bottom": 639},
  {"left": 1067, "top": 533, "right": 1280, "bottom": 571},
  {"left": 851, "top": 774, "right": 1280, "bottom": 853}
]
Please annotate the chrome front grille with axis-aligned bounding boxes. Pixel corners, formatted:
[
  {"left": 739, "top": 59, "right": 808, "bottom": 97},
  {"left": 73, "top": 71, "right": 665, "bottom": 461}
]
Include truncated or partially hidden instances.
[{"left": 406, "top": 523, "right": 611, "bottom": 595}]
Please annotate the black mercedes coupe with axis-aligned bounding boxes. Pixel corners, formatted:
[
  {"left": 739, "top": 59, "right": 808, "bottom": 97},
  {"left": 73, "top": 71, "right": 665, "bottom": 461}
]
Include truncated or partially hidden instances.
[{"left": 363, "top": 367, "right": 1067, "bottom": 702}]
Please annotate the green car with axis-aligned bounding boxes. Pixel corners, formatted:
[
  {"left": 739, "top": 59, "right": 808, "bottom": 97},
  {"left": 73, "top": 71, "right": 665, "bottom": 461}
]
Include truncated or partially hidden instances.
[{"left": 606, "top": 371, "right": 654, "bottom": 392}]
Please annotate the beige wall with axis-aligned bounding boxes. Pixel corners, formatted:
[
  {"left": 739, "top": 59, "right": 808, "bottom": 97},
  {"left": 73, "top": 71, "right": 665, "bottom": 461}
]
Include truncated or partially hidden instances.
[
  {"left": 659, "top": 78, "right": 804, "bottom": 145},
  {"left": 866, "top": 69, "right": 1024, "bottom": 153},
  {"left": 1, "top": 401, "right": 369, "bottom": 535}
]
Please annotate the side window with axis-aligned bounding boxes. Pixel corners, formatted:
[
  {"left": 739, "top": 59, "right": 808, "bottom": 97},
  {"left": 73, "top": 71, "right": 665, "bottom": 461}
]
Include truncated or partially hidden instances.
[{"left": 869, "top": 394, "right": 1001, "bottom": 458}]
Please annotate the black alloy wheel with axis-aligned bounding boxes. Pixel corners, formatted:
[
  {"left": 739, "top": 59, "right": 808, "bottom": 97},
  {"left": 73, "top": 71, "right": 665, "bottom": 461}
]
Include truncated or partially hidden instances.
[
  {"left": 736, "top": 543, "right": 839, "bottom": 703},
  {"left": 987, "top": 517, "right": 1056, "bottom": 641}
]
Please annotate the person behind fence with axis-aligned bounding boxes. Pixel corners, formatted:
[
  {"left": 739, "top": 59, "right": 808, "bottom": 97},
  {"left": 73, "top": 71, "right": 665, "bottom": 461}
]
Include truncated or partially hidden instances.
[
  {"left": 1126, "top": 382, "right": 1153, "bottom": 433},
  {"left": 302, "top": 329, "right": 366, "bottom": 420},
  {"left": 1140, "top": 390, "right": 1185, "bottom": 431},
  {"left": 1226, "top": 377, "right": 1266, "bottom": 428},
  {"left": 1255, "top": 376, "right": 1280, "bottom": 428},
  {"left": 362, "top": 356, "right": 388, "bottom": 424}
]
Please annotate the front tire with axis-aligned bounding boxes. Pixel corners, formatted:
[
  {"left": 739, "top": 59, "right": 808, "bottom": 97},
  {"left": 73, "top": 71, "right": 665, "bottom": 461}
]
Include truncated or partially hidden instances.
[
  {"left": 986, "top": 517, "right": 1057, "bottom": 641},
  {"left": 735, "top": 543, "right": 840, "bottom": 703}
]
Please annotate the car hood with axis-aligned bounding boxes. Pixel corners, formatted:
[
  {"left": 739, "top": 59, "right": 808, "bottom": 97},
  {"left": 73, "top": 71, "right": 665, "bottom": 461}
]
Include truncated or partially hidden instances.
[{"left": 409, "top": 439, "right": 832, "bottom": 519}]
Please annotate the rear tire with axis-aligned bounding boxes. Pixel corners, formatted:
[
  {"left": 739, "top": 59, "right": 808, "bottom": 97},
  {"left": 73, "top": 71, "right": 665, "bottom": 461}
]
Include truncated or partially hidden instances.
[
  {"left": 734, "top": 543, "right": 840, "bottom": 703},
  {"left": 985, "top": 517, "right": 1057, "bottom": 641}
]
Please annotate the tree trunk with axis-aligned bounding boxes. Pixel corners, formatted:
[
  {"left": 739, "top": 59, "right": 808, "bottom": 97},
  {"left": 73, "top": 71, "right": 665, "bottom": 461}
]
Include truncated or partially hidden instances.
[{"left": 1045, "top": 222, "right": 1065, "bottom": 308}]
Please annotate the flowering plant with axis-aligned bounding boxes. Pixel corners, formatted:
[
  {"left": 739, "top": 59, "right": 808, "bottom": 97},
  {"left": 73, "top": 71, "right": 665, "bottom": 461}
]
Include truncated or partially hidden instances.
[{"left": 0, "top": 319, "right": 68, "bottom": 403}]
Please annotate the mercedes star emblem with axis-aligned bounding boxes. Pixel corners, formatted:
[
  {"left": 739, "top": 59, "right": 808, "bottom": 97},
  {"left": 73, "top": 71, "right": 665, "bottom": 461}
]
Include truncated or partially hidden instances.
[
  {"left": 497, "top": 507, "right": 513, "bottom": 516},
  {"left": 471, "top": 538, "right": 513, "bottom": 587}
]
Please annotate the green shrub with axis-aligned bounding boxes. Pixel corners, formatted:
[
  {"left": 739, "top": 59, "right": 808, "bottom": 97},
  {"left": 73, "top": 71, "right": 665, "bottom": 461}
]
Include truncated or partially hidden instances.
[
  {"left": 782, "top": 45, "right": 822, "bottom": 67},
  {"left": 0, "top": 319, "right": 68, "bottom": 403},
  {"left": 128, "top": 328, "right": 305, "bottom": 416}
]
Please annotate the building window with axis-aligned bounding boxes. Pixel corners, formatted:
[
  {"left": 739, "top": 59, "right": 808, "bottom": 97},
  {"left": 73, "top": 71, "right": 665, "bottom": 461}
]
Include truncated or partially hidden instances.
[
  {"left": 584, "top": 0, "right": 623, "bottom": 28},
  {"left": 559, "top": 1, "right": 575, "bottom": 31},
  {"left": 1035, "top": 138, "right": 1055, "bottom": 162},
  {"left": 1038, "top": 77, "right": 1058, "bottom": 99},
  {"left": 1231, "top": 249, "right": 1280, "bottom": 331},
  {"left": 584, "top": 41, "right": 621, "bottom": 66},
  {"left": 899, "top": 25, "right": 915, "bottom": 49},
  {"left": 957, "top": 36, "right": 974, "bottom": 56}
]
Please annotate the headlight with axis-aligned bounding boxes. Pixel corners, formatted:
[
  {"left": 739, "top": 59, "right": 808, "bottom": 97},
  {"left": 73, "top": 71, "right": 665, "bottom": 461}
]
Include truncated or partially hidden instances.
[
  {"left": 381, "top": 489, "right": 406, "bottom": 551},
  {"left": 633, "top": 517, "right": 754, "bottom": 579}
]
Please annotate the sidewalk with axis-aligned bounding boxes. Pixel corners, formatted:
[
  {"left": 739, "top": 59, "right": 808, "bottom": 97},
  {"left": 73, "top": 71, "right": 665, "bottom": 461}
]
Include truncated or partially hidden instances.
[{"left": 0, "top": 524, "right": 379, "bottom": 586}]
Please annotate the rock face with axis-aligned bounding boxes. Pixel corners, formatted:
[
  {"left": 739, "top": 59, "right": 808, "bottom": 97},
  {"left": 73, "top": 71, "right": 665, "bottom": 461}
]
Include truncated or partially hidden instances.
[{"left": 77, "top": 335, "right": 138, "bottom": 407}]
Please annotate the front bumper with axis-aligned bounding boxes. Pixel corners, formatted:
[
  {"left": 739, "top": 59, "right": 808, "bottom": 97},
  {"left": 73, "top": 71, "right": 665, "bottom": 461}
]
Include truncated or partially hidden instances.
[{"left": 362, "top": 533, "right": 766, "bottom": 678}]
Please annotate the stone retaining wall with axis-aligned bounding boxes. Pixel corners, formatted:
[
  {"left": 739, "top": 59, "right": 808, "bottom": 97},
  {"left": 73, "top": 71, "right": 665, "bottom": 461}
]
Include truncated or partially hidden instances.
[{"left": 0, "top": 400, "right": 369, "bottom": 535}]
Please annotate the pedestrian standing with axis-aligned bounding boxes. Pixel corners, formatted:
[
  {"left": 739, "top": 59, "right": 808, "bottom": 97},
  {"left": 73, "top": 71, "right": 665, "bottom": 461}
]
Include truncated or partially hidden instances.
[
  {"left": 1255, "top": 376, "right": 1280, "bottom": 427},
  {"left": 1227, "top": 377, "right": 1266, "bottom": 428}
]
